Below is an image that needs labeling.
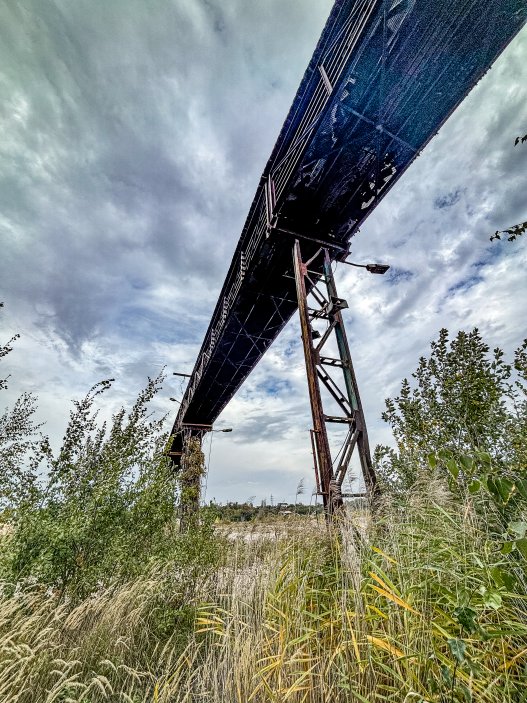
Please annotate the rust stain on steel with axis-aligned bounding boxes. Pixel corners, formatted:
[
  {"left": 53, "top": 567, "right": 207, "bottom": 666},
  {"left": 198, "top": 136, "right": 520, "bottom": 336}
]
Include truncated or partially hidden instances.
[
  {"left": 293, "top": 240, "right": 379, "bottom": 519},
  {"left": 294, "top": 239, "right": 341, "bottom": 517}
]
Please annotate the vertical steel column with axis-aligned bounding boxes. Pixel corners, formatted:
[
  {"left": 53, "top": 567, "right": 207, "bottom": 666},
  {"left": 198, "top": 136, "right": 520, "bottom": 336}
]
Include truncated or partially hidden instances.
[
  {"left": 322, "top": 250, "right": 377, "bottom": 495},
  {"left": 293, "top": 240, "right": 341, "bottom": 517},
  {"left": 293, "top": 240, "right": 377, "bottom": 520}
]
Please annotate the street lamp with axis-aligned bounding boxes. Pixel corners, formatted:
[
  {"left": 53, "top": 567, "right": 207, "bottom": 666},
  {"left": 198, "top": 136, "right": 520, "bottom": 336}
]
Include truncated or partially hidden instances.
[{"left": 342, "top": 260, "right": 390, "bottom": 275}]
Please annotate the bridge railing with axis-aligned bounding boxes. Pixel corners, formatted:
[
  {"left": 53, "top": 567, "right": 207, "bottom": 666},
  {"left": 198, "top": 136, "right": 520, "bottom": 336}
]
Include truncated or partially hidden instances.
[
  {"left": 174, "top": 187, "right": 269, "bottom": 426},
  {"left": 269, "top": 0, "right": 377, "bottom": 210},
  {"left": 174, "top": 5, "right": 375, "bottom": 428}
]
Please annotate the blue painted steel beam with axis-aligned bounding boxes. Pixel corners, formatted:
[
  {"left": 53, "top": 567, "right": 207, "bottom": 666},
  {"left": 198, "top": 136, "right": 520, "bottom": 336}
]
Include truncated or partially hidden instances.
[{"left": 170, "top": 0, "right": 526, "bottom": 456}]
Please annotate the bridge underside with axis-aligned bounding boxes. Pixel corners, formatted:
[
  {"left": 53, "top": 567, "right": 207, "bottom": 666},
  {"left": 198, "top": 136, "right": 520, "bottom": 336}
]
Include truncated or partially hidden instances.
[{"left": 169, "top": 0, "right": 526, "bottom": 460}]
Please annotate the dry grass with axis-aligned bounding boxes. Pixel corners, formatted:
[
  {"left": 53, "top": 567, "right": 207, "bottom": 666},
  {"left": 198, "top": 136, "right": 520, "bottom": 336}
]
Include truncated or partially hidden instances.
[{"left": 0, "top": 491, "right": 526, "bottom": 702}]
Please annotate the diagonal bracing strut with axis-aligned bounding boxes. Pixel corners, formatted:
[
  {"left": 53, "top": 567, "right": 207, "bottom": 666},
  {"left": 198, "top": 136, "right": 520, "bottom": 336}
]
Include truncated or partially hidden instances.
[{"left": 293, "top": 240, "right": 377, "bottom": 519}]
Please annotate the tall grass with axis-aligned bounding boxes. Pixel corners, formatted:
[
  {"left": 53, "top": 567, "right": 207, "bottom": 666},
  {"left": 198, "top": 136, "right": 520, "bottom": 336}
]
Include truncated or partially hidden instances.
[
  {"left": 185, "top": 487, "right": 527, "bottom": 703},
  {"left": 0, "top": 487, "right": 525, "bottom": 702}
]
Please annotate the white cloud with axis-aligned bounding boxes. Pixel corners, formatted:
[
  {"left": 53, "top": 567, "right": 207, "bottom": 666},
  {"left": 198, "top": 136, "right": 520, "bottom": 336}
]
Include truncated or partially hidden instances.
[{"left": 1, "top": 1, "right": 526, "bottom": 502}]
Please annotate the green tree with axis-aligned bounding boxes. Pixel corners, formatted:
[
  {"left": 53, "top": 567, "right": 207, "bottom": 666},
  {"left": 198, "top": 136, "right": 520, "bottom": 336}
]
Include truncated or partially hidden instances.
[
  {"left": 0, "top": 303, "right": 49, "bottom": 509},
  {"left": 374, "top": 328, "right": 525, "bottom": 493},
  {"left": 5, "top": 373, "right": 183, "bottom": 597},
  {"left": 0, "top": 306, "right": 224, "bottom": 606},
  {"left": 0, "top": 310, "right": 174, "bottom": 596}
]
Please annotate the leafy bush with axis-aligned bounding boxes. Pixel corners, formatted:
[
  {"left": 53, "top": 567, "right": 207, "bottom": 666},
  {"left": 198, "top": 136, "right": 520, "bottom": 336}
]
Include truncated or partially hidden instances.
[
  {"left": 375, "top": 328, "right": 527, "bottom": 494},
  {"left": 0, "top": 306, "right": 224, "bottom": 600},
  {"left": 1, "top": 374, "right": 182, "bottom": 597}
]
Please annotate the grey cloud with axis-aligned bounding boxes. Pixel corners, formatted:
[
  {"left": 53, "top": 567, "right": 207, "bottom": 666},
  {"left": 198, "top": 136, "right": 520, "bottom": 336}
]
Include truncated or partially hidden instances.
[
  {"left": 386, "top": 268, "right": 414, "bottom": 283},
  {"left": 1, "top": 2, "right": 526, "bottom": 502},
  {"left": 230, "top": 413, "right": 295, "bottom": 444},
  {"left": 434, "top": 189, "right": 463, "bottom": 210},
  {"left": 1, "top": 0, "right": 334, "bottom": 355}
]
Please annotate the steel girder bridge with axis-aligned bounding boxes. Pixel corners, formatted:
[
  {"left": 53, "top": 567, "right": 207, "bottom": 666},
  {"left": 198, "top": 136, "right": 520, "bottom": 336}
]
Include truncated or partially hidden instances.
[{"left": 168, "top": 0, "right": 526, "bottom": 517}]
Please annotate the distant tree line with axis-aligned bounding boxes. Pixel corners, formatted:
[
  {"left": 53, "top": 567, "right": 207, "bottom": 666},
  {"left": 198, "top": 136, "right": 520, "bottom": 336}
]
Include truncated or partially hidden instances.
[{"left": 202, "top": 500, "right": 324, "bottom": 523}]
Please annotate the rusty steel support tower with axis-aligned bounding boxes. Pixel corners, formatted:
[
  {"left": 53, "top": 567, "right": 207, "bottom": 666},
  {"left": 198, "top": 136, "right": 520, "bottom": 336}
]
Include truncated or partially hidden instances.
[
  {"left": 294, "top": 241, "right": 376, "bottom": 517},
  {"left": 167, "top": 1, "right": 526, "bottom": 518}
]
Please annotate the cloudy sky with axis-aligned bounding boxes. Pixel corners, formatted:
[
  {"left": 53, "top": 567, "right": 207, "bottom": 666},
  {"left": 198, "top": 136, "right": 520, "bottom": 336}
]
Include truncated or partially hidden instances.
[{"left": 1, "top": 0, "right": 526, "bottom": 504}]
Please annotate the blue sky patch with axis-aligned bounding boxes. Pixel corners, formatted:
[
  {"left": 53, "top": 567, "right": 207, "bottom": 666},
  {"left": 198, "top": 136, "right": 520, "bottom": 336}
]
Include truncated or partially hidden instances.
[{"left": 434, "top": 188, "right": 463, "bottom": 210}]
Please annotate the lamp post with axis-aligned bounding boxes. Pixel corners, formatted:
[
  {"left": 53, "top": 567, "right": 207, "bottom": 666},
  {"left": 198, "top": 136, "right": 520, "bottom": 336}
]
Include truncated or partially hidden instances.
[{"left": 341, "top": 260, "right": 390, "bottom": 275}]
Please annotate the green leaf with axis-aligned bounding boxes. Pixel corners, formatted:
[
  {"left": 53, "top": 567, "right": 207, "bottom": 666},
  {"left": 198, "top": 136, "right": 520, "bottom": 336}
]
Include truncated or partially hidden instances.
[
  {"left": 428, "top": 452, "right": 437, "bottom": 468},
  {"left": 486, "top": 477, "right": 500, "bottom": 500},
  {"left": 497, "top": 478, "right": 515, "bottom": 504},
  {"left": 459, "top": 455, "right": 474, "bottom": 472},
  {"left": 448, "top": 638, "right": 466, "bottom": 663},
  {"left": 515, "top": 538, "right": 527, "bottom": 560},
  {"left": 468, "top": 480, "right": 481, "bottom": 494},
  {"left": 490, "top": 566, "right": 503, "bottom": 587},
  {"left": 441, "top": 665, "right": 452, "bottom": 685},
  {"left": 438, "top": 448, "right": 451, "bottom": 462},
  {"left": 490, "top": 566, "right": 516, "bottom": 591},
  {"left": 487, "top": 477, "right": 515, "bottom": 505},
  {"left": 508, "top": 521, "right": 527, "bottom": 539},
  {"left": 500, "top": 541, "right": 514, "bottom": 555},
  {"left": 476, "top": 451, "right": 492, "bottom": 467},
  {"left": 453, "top": 606, "right": 478, "bottom": 634},
  {"left": 516, "top": 479, "right": 527, "bottom": 500},
  {"left": 446, "top": 459, "right": 459, "bottom": 479},
  {"left": 481, "top": 588, "right": 502, "bottom": 610}
]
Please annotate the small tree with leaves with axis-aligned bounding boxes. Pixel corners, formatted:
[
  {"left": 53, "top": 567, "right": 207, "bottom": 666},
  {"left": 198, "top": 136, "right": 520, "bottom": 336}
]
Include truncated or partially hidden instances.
[
  {"left": 6, "top": 372, "right": 183, "bottom": 597},
  {"left": 1, "top": 305, "right": 224, "bottom": 602},
  {"left": 374, "top": 328, "right": 525, "bottom": 493},
  {"left": 0, "top": 304, "right": 50, "bottom": 510}
]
